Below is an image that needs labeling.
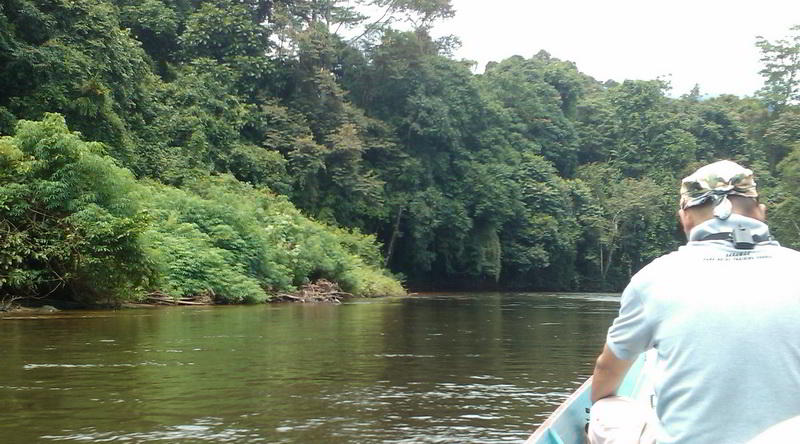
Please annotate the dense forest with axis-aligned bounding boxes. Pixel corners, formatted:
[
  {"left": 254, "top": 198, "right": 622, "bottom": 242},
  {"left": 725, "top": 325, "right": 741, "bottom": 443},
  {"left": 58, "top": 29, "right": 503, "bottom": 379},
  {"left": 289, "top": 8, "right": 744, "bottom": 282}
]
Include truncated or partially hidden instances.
[{"left": 1, "top": 1, "right": 800, "bottom": 306}]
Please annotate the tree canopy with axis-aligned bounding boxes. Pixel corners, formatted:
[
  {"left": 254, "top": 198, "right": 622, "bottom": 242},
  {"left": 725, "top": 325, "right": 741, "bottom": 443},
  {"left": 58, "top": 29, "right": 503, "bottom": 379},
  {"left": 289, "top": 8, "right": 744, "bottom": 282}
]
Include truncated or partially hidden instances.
[{"left": 2, "top": 1, "right": 799, "bottom": 304}]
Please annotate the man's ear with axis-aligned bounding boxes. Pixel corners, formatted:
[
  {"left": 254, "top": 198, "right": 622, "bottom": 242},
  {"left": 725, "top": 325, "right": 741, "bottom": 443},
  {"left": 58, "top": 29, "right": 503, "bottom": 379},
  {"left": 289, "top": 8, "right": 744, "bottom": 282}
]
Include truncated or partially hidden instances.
[
  {"left": 678, "top": 208, "right": 694, "bottom": 237},
  {"left": 758, "top": 203, "right": 767, "bottom": 221}
]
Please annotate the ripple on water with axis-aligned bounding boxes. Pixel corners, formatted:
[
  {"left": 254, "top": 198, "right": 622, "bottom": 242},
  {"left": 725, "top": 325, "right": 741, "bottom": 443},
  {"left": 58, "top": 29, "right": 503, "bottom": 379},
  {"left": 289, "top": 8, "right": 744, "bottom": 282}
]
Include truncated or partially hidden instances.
[
  {"left": 39, "top": 418, "right": 266, "bottom": 443},
  {"left": 23, "top": 361, "right": 176, "bottom": 369},
  {"left": 0, "top": 292, "right": 617, "bottom": 444}
]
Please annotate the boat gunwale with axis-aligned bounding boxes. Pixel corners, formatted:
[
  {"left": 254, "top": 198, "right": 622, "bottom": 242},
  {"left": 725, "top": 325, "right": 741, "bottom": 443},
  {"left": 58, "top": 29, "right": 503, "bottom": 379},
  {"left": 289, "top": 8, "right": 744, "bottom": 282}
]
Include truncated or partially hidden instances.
[{"left": 524, "top": 376, "right": 592, "bottom": 443}]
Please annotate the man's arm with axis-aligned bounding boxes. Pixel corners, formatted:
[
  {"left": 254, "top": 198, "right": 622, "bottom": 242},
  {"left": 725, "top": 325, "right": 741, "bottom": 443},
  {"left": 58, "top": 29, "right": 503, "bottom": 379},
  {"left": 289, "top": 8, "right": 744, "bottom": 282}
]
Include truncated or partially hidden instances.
[{"left": 590, "top": 344, "right": 635, "bottom": 403}]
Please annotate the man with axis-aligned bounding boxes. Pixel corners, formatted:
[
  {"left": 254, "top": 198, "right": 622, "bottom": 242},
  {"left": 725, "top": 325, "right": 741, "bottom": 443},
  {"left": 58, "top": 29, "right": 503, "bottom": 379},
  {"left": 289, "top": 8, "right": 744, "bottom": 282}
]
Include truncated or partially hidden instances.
[{"left": 589, "top": 160, "right": 800, "bottom": 444}]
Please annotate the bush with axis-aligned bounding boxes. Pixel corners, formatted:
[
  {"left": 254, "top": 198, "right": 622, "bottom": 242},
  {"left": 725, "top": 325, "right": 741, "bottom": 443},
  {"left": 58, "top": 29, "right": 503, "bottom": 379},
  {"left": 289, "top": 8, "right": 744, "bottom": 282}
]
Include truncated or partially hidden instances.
[
  {"left": 142, "top": 175, "right": 405, "bottom": 301},
  {"left": 0, "top": 115, "right": 404, "bottom": 305},
  {"left": 0, "top": 114, "right": 153, "bottom": 304}
]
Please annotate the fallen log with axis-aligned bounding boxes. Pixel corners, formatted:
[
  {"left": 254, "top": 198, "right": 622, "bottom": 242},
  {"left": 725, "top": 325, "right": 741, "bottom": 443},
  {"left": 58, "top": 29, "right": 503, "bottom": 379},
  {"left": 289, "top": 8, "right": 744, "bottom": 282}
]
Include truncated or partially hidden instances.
[
  {"left": 273, "top": 279, "right": 352, "bottom": 303},
  {"left": 144, "top": 294, "right": 211, "bottom": 306}
]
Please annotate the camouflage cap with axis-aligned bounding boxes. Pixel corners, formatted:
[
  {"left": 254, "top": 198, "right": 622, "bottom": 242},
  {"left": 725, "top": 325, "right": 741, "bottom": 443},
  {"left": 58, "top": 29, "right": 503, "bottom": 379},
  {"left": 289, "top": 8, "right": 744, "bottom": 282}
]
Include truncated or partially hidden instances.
[{"left": 679, "top": 160, "right": 758, "bottom": 219}]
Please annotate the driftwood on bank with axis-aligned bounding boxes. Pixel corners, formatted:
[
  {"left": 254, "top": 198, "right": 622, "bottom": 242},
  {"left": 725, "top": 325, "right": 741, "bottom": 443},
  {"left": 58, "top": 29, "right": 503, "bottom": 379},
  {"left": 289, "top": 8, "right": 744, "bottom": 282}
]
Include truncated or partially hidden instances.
[
  {"left": 144, "top": 292, "right": 213, "bottom": 306},
  {"left": 274, "top": 280, "right": 352, "bottom": 304},
  {"left": 12, "top": 281, "right": 351, "bottom": 310}
]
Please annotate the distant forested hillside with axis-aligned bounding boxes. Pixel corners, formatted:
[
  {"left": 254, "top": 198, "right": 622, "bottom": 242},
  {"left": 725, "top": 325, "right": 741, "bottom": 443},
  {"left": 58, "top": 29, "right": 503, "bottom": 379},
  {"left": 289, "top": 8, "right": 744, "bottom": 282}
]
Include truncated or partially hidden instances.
[{"left": 2, "top": 1, "right": 799, "bottom": 304}]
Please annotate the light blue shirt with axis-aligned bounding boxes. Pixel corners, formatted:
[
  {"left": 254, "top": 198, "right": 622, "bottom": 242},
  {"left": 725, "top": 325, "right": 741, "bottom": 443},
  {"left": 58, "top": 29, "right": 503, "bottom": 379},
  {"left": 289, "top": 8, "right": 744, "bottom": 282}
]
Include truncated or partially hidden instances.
[{"left": 607, "top": 214, "right": 800, "bottom": 444}]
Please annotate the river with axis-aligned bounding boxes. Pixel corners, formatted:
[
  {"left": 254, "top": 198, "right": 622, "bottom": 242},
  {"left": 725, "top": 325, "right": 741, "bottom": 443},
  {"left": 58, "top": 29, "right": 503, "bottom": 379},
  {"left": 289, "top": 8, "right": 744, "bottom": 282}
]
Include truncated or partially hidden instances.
[{"left": 0, "top": 292, "right": 620, "bottom": 443}]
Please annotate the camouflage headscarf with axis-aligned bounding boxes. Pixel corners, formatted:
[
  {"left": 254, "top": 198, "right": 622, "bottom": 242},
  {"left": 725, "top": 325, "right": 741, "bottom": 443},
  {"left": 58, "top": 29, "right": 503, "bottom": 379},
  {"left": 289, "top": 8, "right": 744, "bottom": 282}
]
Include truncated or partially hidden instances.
[{"left": 679, "top": 160, "right": 758, "bottom": 220}]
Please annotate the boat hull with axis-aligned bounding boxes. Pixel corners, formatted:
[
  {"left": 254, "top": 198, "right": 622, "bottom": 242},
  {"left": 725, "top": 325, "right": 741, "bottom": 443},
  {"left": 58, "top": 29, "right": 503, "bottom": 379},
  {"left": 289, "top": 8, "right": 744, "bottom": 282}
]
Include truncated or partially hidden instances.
[{"left": 525, "top": 350, "right": 656, "bottom": 444}]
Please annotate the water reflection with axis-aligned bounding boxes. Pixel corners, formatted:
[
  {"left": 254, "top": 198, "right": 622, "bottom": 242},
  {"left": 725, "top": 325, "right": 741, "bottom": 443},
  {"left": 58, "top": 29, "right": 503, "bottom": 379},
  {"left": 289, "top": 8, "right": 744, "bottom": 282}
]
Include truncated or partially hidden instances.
[{"left": 0, "top": 293, "right": 619, "bottom": 443}]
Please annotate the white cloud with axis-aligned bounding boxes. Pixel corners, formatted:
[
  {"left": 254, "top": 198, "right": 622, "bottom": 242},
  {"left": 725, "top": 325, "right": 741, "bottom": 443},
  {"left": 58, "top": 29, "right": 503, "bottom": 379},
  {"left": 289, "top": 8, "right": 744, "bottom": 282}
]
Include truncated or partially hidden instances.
[{"left": 432, "top": 0, "right": 800, "bottom": 97}]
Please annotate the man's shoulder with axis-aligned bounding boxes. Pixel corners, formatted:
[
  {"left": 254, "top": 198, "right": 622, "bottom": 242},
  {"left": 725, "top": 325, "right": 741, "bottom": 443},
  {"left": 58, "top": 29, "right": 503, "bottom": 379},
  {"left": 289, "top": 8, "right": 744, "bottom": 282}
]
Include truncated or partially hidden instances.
[
  {"left": 766, "top": 243, "right": 800, "bottom": 259},
  {"left": 759, "top": 244, "right": 800, "bottom": 270},
  {"left": 625, "top": 246, "right": 717, "bottom": 290},
  {"left": 630, "top": 243, "right": 800, "bottom": 284},
  {"left": 630, "top": 249, "right": 687, "bottom": 281}
]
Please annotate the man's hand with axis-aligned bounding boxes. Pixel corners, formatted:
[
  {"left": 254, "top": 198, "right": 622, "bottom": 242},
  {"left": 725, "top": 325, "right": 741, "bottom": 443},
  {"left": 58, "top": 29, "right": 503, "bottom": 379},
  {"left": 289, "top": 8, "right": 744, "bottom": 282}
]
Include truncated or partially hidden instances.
[{"left": 591, "top": 344, "right": 635, "bottom": 403}]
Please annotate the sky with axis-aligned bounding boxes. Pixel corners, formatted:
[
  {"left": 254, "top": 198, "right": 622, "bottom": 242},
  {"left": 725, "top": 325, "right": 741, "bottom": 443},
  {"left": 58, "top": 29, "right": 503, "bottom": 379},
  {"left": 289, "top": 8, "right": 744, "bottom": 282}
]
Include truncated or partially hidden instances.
[{"left": 431, "top": 0, "right": 800, "bottom": 98}]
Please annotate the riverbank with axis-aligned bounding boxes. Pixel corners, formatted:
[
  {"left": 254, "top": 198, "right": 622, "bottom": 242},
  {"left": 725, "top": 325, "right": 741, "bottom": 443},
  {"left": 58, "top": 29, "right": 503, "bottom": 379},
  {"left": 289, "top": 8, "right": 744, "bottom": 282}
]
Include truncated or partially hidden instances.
[
  {"left": 141, "top": 279, "right": 353, "bottom": 306},
  {"left": 0, "top": 279, "right": 368, "bottom": 319}
]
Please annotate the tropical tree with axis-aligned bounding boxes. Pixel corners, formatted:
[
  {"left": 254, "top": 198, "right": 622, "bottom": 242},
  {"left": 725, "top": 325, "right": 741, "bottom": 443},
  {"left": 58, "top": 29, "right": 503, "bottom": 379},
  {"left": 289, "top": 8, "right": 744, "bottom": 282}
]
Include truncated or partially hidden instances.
[
  {"left": 756, "top": 26, "right": 800, "bottom": 111},
  {"left": 576, "top": 163, "right": 673, "bottom": 287}
]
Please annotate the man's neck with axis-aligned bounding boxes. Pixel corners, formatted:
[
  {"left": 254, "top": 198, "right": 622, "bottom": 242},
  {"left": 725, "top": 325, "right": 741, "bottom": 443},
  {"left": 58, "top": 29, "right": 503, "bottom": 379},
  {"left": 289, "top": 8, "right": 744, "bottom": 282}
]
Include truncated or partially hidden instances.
[{"left": 688, "top": 213, "right": 771, "bottom": 243}]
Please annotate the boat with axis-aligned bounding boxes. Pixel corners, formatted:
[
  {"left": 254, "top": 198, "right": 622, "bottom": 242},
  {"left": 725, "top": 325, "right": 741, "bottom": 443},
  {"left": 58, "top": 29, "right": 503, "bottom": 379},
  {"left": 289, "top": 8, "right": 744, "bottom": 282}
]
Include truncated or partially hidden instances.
[{"left": 525, "top": 349, "right": 659, "bottom": 444}]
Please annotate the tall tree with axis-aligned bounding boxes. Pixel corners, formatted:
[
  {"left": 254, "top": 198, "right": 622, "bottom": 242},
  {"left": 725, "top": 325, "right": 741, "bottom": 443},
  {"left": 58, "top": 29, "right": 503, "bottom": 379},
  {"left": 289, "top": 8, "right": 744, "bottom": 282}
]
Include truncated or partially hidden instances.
[
  {"left": 757, "top": 26, "right": 800, "bottom": 111},
  {"left": 576, "top": 163, "right": 673, "bottom": 288}
]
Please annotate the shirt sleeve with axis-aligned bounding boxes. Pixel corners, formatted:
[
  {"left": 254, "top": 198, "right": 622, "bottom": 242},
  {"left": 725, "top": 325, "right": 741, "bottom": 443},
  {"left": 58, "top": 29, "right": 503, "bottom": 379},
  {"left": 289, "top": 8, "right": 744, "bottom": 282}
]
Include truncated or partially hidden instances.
[{"left": 606, "top": 282, "right": 654, "bottom": 360}]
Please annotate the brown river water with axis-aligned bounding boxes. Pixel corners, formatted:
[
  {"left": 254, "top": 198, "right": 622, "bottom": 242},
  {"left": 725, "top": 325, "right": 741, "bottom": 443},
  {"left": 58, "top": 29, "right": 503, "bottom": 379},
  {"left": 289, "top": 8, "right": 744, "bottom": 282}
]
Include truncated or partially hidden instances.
[{"left": 0, "top": 292, "right": 620, "bottom": 443}]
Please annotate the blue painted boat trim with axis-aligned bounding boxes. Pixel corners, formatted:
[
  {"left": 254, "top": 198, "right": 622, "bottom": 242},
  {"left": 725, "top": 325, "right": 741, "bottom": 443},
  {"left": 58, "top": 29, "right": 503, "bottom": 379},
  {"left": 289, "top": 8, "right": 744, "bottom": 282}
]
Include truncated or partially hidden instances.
[
  {"left": 546, "top": 428, "right": 565, "bottom": 444},
  {"left": 525, "top": 351, "right": 653, "bottom": 444}
]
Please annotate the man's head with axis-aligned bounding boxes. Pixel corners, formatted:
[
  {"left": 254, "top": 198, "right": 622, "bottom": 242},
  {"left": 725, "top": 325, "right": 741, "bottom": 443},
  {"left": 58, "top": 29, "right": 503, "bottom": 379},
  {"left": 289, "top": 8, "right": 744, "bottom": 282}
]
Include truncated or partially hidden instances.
[{"left": 678, "top": 160, "right": 766, "bottom": 236}]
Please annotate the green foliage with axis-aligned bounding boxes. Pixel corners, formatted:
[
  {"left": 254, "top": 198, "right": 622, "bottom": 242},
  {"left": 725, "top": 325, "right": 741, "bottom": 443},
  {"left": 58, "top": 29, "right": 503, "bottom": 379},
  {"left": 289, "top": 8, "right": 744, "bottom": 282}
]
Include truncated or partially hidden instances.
[
  {"left": 270, "top": 0, "right": 453, "bottom": 47},
  {"left": 770, "top": 144, "right": 800, "bottom": 250},
  {"left": 0, "top": 106, "right": 16, "bottom": 135},
  {"left": 500, "top": 153, "right": 582, "bottom": 289},
  {"left": 1, "top": 0, "right": 157, "bottom": 164},
  {"left": 763, "top": 109, "right": 800, "bottom": 169},
  {"left": 179, "top": 2, "right": 270, "bottom": 62},
  {"left": 1, "top": 115, "right": 404, "bottom": 304},
  {"left": 0, "top": 114, "right": 153, "bottom": 304},
  {"left": 599, "top": 80, "right": 694, "bottom": 177},
  {"left": 3, "top": 2, "right": 800, "bottom": 297},
  {"left": 116, "top": 0, "right": 180, "bottom": 75},
  {"left": 480, "top": 53, "right": 582, "bottom": 175},
  {"left": 576, "top": 163, "right": 675, "bottom": 289},
  {"left": 137, "top": 171, "right": 405, "bottom": 302},
  {"left": 757, "top": 26, "right": 800, "bottom": 111}
]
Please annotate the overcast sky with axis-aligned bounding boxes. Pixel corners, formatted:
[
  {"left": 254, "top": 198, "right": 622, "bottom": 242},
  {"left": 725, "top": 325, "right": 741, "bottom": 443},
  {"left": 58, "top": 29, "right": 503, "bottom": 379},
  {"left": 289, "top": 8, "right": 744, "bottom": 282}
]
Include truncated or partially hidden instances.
[{"left": 431, "top": 0, "right": 800, "bottom": 97}]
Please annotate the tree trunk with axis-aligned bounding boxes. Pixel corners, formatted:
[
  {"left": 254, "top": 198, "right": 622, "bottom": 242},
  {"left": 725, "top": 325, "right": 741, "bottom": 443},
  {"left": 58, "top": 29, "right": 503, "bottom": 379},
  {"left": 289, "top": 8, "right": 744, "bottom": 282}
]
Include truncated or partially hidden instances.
[
  {"left": 599, "top": 245, "right": 603, "bottom": 276},
  {"left": 602, "top": 246, "right": 615, "bottom": 283},
  {"left": 601, "top": 220, "right": 619, "bottom": 283},
  {"left": 384, "top": 205, "right": 404, "bottom": 268}
]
